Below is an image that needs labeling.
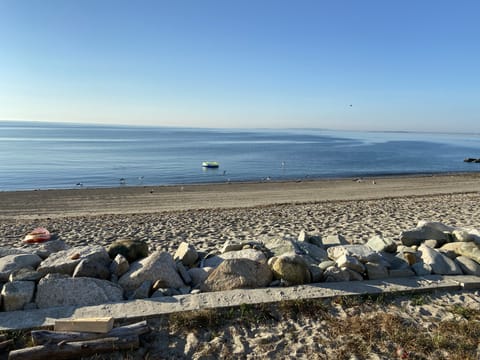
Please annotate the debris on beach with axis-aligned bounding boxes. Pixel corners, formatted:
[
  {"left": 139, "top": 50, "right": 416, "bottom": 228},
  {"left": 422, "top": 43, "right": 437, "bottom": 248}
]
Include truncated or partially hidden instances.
[{"left": 22, "top": 227, "right": 51, "bottom": 244}]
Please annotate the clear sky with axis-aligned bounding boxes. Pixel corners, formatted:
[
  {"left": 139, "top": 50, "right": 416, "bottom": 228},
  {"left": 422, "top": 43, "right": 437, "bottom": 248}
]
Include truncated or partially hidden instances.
[{"left": 1, "top": 1, "right": 479, "bottom": 131}]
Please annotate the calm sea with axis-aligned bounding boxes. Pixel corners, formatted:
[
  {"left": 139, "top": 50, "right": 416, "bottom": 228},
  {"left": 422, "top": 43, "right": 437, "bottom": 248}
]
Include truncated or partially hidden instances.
[{"left": 1, "top": 121, "right": 480, "bottom": 191}]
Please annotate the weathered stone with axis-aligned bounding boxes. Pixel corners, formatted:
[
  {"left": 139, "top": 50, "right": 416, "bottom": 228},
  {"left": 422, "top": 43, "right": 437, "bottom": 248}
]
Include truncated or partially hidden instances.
[
  {"left": 327, "top": 245, "right": 379, "bottom": 263},
  {"left": 388, "top": 268, "right": 415, "bottom": 278},
  {"left": 220, "top": 241, "right": 243, "bottom": 254},
  {"left": 107, "top": 239, "right": 149, "bottom": 263},
  {"left": 365, "top": 262, "right": 389, "bottom": 280},
  {"left": 72, "top": 259, "right": 111, "bottom": 279},
  {"left": 382, "top": 252, "right": 412, "bottom": 268},
  {"left": 1, "top": 281, "right": 35, "bottom": 311},
  {"left": 294, "top": 241, "right": 329, "bottom": 264},
  {"left": 35, "top": 274, "right": 123, "bottom": 308},
  {"left": 263, "top": 238, "right": 296, "bottom": 257},
  {"left": 8, "top": 268, "right": 42, "bottom": 282},
  {"left": 0, "top": 247, "right": 32, "bottom": 258},
  {"left": 366, "top": 235, "right": 397, "bottom": 253},
  {"left": 412, "top": 262, "right": 432, "bottom": 276},
  {"left": 298, "top": 230, "right": 323, "bottom": 248},
  {"left": 418, "top": 244, "right": 462, "bottom": 275},
  {"left": 323, "top": 266, "right": 350, "bottom": 282},
  {"left": 188, "top": 267, "right": 214, "bottom": 288},
  {"left": 118, "top": 251, "right": 185, "bottom": 292},
  {"left": 203, "top": 249, "right": 266, "bottom": 268},
  {"left": 202, "top": 255, "right": 223, "bottom": 268},
  {"left": 269, "top": 253, "right": 311, "bottom": 285},
  {"left": 345, "top": 268, "right": 363, "bottom": 281},
  {"left": 452, "top": 229, "right": 476, "bottom": 242},
  {"left": 308, "top": 265, "right": 323, "bottom": 283},
  {"left": 130, "top": 280, "right": 152, "bottom": 300},
  {"left": 455, "top": 256, "right": 480, "bottom": 276},
  {"left": 321, "top": 234, "right": 348, "bottom": 249},
  {"left": 174, "top": 242, "right": 198, "bottom": 266},
  {"left": 37, "top": 245, "right": 110, "bottom": 276},
  {"left": 0, "top": 254, "right": 42, "bottom": 282},
  {"left": 440, "top": 242, "right": 464, "bottom": 254},
  {"left": 457, "top": 242, "right": 480, "bottom": 264},
  {"left": 176, "top": 261, "right": 192, "bottom": 285},
  {"left": 417, "top": 220, "right": 455, "bottom": 233},
  {"left": 423, "top": 239, "right": 440, "bottom": 248},
  {"left": 400, "top": 225, "right": 449, "bottom": 246},
  {"left": 36, "top": 240, "right": 70, "bottom": 258},
  {"left": 201, "top": 258, "right": 272, "bottom": 292},
  {"left": 109, "top": 254, "right": 130, "bottom": 277},
  {"left": 319, "top": 260, "right": 336, "bottom": 271},
  {"left": 335, "top": 254, "right": 365, "bottom": 274}
]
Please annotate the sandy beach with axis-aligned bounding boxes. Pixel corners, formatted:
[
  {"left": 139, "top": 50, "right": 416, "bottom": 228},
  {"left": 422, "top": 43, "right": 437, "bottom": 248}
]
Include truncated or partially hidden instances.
[{"left": 2, "top": 173, "right": 480, "bottom": 359}]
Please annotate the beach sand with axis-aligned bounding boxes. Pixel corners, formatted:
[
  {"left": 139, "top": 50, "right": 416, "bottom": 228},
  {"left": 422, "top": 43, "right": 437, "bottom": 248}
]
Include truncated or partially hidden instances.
[{"left": 2, "top": 173, "right": 480, "bottom": 358}]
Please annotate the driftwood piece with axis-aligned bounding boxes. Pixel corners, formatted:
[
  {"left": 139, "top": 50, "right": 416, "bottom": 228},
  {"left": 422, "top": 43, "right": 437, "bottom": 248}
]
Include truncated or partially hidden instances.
[
  {"left": 31, "top": 320, "right": 149, "bottom": 346},
  {"left": 8, "top": 332, "right": 139, "bottom": 360}
]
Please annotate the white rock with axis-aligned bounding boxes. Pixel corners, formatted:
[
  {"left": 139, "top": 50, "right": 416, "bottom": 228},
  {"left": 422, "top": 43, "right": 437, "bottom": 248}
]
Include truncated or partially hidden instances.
[
  {"left": 1, "top": 281, "right": 35, "bottom": 311},
  {"left": 418, "top": 244, "right": 463, "bottom": 275}
]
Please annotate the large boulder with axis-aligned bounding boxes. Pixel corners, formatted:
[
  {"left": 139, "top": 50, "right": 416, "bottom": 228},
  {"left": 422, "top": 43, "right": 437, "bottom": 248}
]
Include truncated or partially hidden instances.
[
  {"left": 335, "top": 254, "right": 365, "bottom": 274},
  {"left": 263, "top": 237, "right": 328, "bottom": 264},
  {"left": 457, "top": 242, "right": 480, "bottom": 264},
  {"left": 418, "top": 244, "right": 462, "bottom": 275},
  {"left": 203, "top": 249, "right": 266, "bottom": 268},
  {"left": 323, "top": 266, "right": 351, "bottom": 282},
  {"left": 200, "top": 259, "right": 272, "bottom": 292},
  {"left": 107, "top": 239, "right": 149, "bottom": 263},
  {"left": 72, "top": 259, "right": 111, "bottom": 279},
  {"left": 37, "top": 245, "right": 110, "bottom": 276},
  {"left": 174, "top": 242, "right": 198, "bottom": 266},
  {"left": 188, "top": 267, "right": 214, "bottom": 288},
  {"left": 321, "top": 234, "right": 348, "bottom": 249},
  {"left": 455, "top": 256, "right": 480, "bottom": 276},
  {"left": 35, "top": 274, "right": 124, "bottom": 308},
  {"left": 400, "top": 223, "right": 450, "bottom": 247},
  {"left": 118, "top": 251, "right": 185, "bottom": 292},
  {"left": 366, "top": 235, "right": 397, "bottom": 253},
  {"left": 327, "top": 245, "right": 381, "bottom": 264},
  {"left": 0, "top": 254, "right": 42, "bottom": 282},
  {"left": 269, "top": 253, "right": 311, "bottom": 285},
  {"left": 1, "top": 281, "right": 35, "bottom": 311}
]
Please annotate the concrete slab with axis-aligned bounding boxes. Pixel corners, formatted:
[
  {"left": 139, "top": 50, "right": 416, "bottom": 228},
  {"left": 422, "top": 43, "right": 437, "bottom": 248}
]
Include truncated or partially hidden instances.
[
  {"left": 446, "top": 275, "right": 480, "bottom": 290},
  {"left": 0, "top": 275, "right": 474, "bottom": 331}
]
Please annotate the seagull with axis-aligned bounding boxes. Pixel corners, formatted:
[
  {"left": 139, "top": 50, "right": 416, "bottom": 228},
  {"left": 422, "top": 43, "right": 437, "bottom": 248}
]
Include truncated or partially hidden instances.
[
  {"left": 119, "top": 178, "right": 126, "bottom": 185},
  {"left": 76, "top": 182, "right": 83, "bottom": 187}
]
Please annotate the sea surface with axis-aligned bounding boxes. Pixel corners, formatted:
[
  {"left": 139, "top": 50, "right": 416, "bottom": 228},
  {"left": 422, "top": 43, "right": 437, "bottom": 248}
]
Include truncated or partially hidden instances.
[{"left": 1, "top": 121, "right": 480, "bottom": 191}]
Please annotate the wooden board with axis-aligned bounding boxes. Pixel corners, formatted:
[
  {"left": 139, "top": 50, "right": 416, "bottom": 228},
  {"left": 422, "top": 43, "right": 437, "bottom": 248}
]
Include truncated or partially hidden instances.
[{"left": 54, "top": 317, "right": 114, "bottom": 333}]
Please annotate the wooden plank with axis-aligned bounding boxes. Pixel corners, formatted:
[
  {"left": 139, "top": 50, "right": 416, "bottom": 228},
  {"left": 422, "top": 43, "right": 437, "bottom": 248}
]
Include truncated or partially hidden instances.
[{"left": 54, "top": 317, "right": 114, "bottom": 333}]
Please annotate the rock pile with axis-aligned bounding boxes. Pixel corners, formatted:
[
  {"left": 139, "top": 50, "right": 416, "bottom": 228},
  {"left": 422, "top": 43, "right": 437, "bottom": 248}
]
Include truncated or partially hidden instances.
[{"left": 1, "top": 221, "right": 480, "bottom": 312}]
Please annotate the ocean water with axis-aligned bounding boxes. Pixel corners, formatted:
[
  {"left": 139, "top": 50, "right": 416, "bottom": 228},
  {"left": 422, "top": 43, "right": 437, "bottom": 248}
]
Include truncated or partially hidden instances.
[{"left": 1, "top": 121, "right": 480, "bottom": 191}]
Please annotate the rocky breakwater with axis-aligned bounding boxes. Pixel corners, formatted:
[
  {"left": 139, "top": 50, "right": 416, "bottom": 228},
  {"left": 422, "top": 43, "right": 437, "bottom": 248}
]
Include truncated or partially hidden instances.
[{"left": 1, "top": 220, "right": 480, "bottom": 312}]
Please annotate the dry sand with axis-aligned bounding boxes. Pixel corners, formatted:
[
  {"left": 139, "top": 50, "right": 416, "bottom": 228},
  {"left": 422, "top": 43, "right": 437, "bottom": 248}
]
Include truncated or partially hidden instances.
[{"left": 2, "top": 173, "right": 480, "bottom": 359}]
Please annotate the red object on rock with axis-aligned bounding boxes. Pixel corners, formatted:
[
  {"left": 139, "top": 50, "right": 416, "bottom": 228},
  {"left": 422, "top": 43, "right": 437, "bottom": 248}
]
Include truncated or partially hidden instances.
[{"left": 23, "top": 227, "right": 51, "bottom": 243}]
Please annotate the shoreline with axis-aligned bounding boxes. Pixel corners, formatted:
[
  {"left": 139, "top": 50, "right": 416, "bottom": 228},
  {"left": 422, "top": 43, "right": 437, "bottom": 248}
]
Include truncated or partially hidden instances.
[{"left": 1, "top": 172, "right": 479, "bottom": 219}]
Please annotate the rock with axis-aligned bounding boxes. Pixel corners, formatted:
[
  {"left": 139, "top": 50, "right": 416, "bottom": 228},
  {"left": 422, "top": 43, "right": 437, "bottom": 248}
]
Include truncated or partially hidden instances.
[
  {"left": 418, "top": 244, "right": 462, "bottom": 275},
  {"left": 294, "top": 241, "right": 329, "bottom": 264},
  {"left": 402, "top": 252, "right": 418, "bottom": 266},
  {"left": 345, "top": 268, "right": 364, "bottom": 281},
  {"left": 200, "top": 258, "right": 272, "bottom": 292},
  {"left": 381, "top": 252, "right": 411, "bottom": 269},
  {"left": 130, "top": 280, "right": 152, "bottom": 300},
  {"left": 37, "top": 245, "right": 110, "bottom": 276},
  {"left": 203, "top": 249, "right": 266, "bottom": 268},
  {"left": 107, "top": 239, "right": 149, "bottom": 263},
  {"left": 455, "top": 256, "right": 480, "bottom": 276},
  {"left": 366, "top": 235, "right": 397, "bottom": 253},
  {"left": 202, "top": 255, "right": 223, "bottom": 268},
  {"left": 36, "top": 274, "right": 123, "bottom": 308},
  {"left": 327, "top": 245, "right": 379, "bottom": 263},
  {"left": 1, "top": 281, "right": 35, "bottom": 311},
  {"left": 36, "top": 240, "right": 70, "bottom": 258},
  {"left": 0, "top": 254, "right": 43, "bottom": 282},
  {"left": 269, "top": 253, "right": 311, "bottom": 285},
  {"left": 321, "top": 234, "right": 348, "bottom": 249},
  {"left": 118, "top": 251, "right": 185, "bottom": 292},
  {"left": 72, "top": 259, "right": 111, "bottom": 279},
  {"left": 176, "top": 261, "right": 192, "bottom": 285},
  {"left": 411, "top": 262, "right": 432, "bottom": 276},
  {"left": 221, "top": 241, "right": 243, "bottom": 253},
  {"left": 174, "top": 242, "right": 198, "bottom": 266},
  {"left": 388, "top": 268, "right": 415, "bottom": 278},
  {"left": 8, "top": 268, "right": 42, "bottom": 282},
  {"left": 109, "top": 254, "right": 130, "bottom": 277},
  {"left": 416, "top": 220, "right": 455, "bottom": 233},
  {"left": 365, "top": 262, "right": 389, "bottom": 280},
  {"left": 323, "top": 266, "right": 350, "bottom": 282},
  {"left": 440, "top": 242, "right": 464, "bottom": 253},
  {"left": 0, "top": 247, "right": 32, "bottom": 258},
  {"left": 423, "top": 239, "right": 440, "bottom": 248},
  {"left": 263, "top": 238, "right": 297, "bottom": 257},
  {"left": 400, "top": 224, "right": 450, "bottom": 247},
  {"left": 188, "top": 267, "right": 213, "bottom": 288},
  {"left": 457, "top": 242, "right": 480, "bottom": 264},
  {"left": 335, "top": 255, "right": 365, "bottom": 274},
  {"left": 319, "top": 260, "right": 336, "bottom": 270},
  {"left": 298, "top": 230, "right": 323, "bottom": 248},
  {"left": 308, "top": 265, "right": 323, "bottom": 283},
  {"left": 452, "top": 229, "right": 476, "bottom": 242}
]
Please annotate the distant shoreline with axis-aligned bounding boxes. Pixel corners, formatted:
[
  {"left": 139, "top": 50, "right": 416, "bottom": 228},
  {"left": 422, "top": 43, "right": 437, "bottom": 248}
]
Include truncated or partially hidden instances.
[{"left": 1, "top": 172, "right": 479, "bottom": 219}]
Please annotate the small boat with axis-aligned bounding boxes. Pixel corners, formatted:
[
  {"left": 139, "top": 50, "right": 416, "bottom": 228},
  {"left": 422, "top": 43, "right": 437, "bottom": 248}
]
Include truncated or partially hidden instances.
[
  {"left": 202, "top": 161, "right": 219, "bottom": 168},
  {"left": 23, "top": 227, "right": 51, "bottom": 244}
]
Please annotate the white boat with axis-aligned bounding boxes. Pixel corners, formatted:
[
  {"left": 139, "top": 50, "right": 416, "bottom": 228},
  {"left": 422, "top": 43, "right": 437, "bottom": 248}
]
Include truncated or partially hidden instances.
[{"left": 202, "top": 161, "right": 219, "bottom": 168}]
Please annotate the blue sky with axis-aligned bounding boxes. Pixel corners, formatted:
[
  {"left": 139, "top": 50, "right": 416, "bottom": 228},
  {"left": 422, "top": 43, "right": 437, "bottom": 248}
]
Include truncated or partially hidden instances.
[{"left": 1, "top": 1, "right": 479, "bottom": 131}]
